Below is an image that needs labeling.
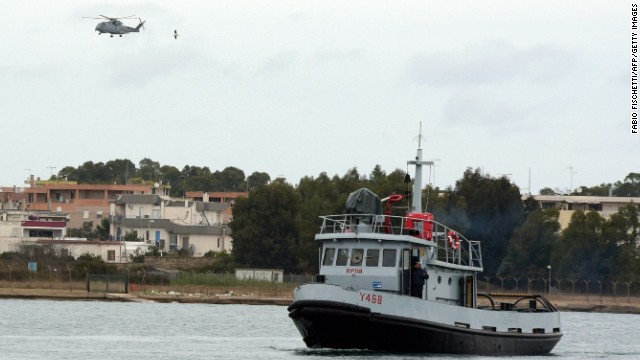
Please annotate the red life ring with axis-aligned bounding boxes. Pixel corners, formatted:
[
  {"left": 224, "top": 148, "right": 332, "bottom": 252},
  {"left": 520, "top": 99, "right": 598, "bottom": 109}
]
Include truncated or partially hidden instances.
[{"left": 447, "top": 230, "right": 460, "bottom": 250}]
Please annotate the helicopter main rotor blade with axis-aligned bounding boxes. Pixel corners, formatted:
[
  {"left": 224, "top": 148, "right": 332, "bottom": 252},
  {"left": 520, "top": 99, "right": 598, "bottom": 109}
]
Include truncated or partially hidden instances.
[{"left": 99, "top": 14, "right": 137, "bottom": 20}]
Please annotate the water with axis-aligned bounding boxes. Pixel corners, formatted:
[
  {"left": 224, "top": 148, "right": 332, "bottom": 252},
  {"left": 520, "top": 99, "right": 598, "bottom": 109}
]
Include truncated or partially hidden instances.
[{"left": 0, "top": 299, "right": 638, "bottom": 359}]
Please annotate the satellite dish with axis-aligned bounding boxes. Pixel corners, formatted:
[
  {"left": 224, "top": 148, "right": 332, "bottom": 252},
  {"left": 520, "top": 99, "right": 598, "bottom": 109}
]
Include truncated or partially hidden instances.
[
  {"left": 576, "top": 187, "right": 583, "bottom": 193},
  {"left": 154, "top": 182, "right": 160, "bottom": 188}
]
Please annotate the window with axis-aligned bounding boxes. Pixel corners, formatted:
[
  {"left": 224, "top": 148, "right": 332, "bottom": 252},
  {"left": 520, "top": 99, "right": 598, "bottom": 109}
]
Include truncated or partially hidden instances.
[
  {"left": 588, "top": 203, "right": 602, "bottom": 211},
  {"left": 83, "top": 210, "right": 89, "bottom": 219},
  {"left": 322, "top": 248, "right": 335, "bottom": 266},
  {"left": 541, "top": 202, "right": 555, "bottom": 209},
  {"left": 350, "top": 248, "right": 364, "bottom": 266},
  {"left": 365, "top": 249, "right": 379, "bottom": 267},
  {"left": 382, "top": 249, "right": 397, "bottom": 267},
  {"left": 336, "top": 248, "right": 350, "bottom": 266},
  {"left": 96, "top": 211, "right": 103, "bottom": 219},
  {"left": 107, "top": 250, "right": 115, "bottom": 261}
]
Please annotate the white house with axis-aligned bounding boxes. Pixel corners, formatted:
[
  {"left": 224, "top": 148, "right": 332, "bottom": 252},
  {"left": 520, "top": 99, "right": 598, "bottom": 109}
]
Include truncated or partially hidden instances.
[
  {"left": 0, "top": 210, "right": 70, "bottom": 254},
  {"left": 527, "top": 195, "right": 640, "bottom": 230},
  {"left": 110, "top": 194, "right": 232, "bottom": 256}
]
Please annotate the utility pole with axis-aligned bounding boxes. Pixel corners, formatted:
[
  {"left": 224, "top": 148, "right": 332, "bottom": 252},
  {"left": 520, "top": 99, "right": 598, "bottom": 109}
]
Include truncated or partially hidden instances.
[{"left": 567, "top": 166, "right": 577, "bottom": 193}]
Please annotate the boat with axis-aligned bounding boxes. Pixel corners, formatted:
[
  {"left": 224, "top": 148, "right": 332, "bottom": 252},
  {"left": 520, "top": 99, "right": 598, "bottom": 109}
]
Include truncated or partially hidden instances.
[{"left": 287, "top": 139, "right": 563, "bottom": 355}]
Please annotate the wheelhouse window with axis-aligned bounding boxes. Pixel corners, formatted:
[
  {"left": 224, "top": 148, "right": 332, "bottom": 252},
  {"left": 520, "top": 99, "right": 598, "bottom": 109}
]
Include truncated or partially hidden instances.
[
  {"left": 322, "top": 248, "right": 336, "bottom": 266},
  {"left": 365, "top": 249, "right": 380, "bottom": 267},
  {"left": 336, "top": 248, "right": 350, "bottom": 266},
  {"left": 382, "top": 249, "right": 397, "bottom": 267},
  {"left": 350, "top": 248, "right": 364, "bottom": 266}
]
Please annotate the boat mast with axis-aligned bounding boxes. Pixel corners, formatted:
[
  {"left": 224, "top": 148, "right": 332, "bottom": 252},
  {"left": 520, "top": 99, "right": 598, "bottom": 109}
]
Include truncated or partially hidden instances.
[{"left": 407, "top": 122, "right": 434, "bottom": 213}]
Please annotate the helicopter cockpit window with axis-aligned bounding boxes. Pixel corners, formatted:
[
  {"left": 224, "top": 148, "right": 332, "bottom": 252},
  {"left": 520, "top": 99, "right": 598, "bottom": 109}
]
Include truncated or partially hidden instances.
[
  {"left": 350, "top": 249, "right": 364, "bottom": 266},
  {"left": 336, "top": 248, "right": 350, "bottom": 266},
  {"left": 322, "top": 248, "right": 335, "bottom": 266}
]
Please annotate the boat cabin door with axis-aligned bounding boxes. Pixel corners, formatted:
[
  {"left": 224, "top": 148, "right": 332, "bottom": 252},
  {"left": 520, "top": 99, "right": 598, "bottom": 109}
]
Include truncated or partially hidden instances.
[
  {"left": 462, "top": 275, "right": 477, "bottom": 308},
  {"left": 401, "top": 249, "right": 411, "bottom": 295}
]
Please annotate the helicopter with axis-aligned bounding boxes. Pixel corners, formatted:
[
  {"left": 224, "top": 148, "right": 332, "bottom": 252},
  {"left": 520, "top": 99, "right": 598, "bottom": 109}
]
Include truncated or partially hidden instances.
[{"left": 83, "top": 15, "right": 146, "bottom": 37}]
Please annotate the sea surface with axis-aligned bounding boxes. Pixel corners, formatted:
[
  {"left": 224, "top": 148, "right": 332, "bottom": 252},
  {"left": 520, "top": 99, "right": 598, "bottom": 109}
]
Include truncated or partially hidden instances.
[{"left": 0, "top": 298, "right": 638, "bottom": 359}]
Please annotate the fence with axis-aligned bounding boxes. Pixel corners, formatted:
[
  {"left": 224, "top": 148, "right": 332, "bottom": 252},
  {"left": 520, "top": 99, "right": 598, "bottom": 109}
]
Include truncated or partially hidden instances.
[
  {"left": 480, "top": 275, "right": 640, "bottom": 304},
  {"left": 1, "top": 260, "right": 638, "bottom": 304}
]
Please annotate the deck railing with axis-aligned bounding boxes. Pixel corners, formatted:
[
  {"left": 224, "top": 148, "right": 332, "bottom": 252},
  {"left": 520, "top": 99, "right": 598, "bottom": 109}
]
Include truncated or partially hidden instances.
[{"left": 318, "top": 214, "right": 483, "bottom": 270}]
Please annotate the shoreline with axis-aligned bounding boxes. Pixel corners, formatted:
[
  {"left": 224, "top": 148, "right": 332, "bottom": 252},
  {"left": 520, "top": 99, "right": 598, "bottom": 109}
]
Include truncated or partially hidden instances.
[{"left": 1, "top": 288, "right": 639, "bottom": 313}]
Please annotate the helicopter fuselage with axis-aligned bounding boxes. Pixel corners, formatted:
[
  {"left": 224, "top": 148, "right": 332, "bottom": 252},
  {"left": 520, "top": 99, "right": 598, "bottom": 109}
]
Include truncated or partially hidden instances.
[{"left": 95, "top": 20, "right": 143, "bottom": 37}]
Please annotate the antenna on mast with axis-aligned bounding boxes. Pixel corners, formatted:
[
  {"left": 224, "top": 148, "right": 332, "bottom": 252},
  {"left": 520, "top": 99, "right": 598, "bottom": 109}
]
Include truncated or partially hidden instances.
[
  {"left": 414, "top": 121, "right": 427, "bottom": 150},
  {"left": 408, "top": 122, "right": 434, "bottom": 212}
]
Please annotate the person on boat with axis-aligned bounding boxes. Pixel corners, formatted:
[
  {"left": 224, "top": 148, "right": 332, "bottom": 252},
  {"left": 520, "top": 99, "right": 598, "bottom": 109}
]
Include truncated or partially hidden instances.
[{"left": 411, "top": 260, "right": 428, "bottom": 298}]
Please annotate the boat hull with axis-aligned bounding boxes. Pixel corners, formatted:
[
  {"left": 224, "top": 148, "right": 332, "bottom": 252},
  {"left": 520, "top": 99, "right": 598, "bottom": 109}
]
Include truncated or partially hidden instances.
[{"left": 288, "top": 299, "right": 562, "bottom": 356}]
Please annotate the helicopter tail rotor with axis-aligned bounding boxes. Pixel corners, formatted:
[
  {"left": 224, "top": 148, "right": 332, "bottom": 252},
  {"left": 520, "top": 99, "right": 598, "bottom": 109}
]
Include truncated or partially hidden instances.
[{"left": 136, "top": 19, "right": 146, "bottom": 31}]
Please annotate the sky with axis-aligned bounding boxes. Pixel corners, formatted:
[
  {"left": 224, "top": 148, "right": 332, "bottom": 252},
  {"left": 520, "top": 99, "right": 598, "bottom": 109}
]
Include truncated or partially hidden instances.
[{"left": 0, "top": 1, "right": 636, "bottom": 195}]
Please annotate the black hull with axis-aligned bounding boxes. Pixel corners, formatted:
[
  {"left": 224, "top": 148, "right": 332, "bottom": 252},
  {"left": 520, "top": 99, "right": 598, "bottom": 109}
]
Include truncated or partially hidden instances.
[{"left": 288, "top": 300, "right": 562, "bottom": 356}]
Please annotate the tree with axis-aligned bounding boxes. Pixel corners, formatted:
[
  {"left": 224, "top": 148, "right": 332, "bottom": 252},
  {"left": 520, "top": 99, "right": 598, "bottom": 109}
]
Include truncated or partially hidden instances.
[
  {"left": 159, "top": 165, "right": 181, "bottom": 195},
  {"left": 73, "top": 254, "right": 117, "bottom": 275},
  {"left": 230, "top": 182, "right": 301, "bottom": 272},
  {"left": 552, "top": 210, "right": 606, "bottom": 280},
  {"left": 245, "top": 171, "right": 271, "bottom": 190},
  {"left": 68, "top": 221, "right": 97, "bottom": 239},
  {"left": 445, "top": 168, "right": 525, "bottom": 276},
  {"left": 123, "top": 230, "right": 140, "bottom": 242},
  {"left": 220, "top": 166, "right": 245, "bottom": 191},
  {"left": 96, "top": 218, "right": 110, "bottom": 240},
  {"left": 57, "top": 166, "right": 77, "bottom": 181},
  {"left": 76, "top": 161, "right": 108, "bottom": 183},
  {"left": 575, "top": 184, "right": 612, "bottom": 196},
  {"left": 601, "top": 204, "right": 640, "bottom": 279},
  {"left": 539, "top": 187, "right": 555, "bottom": 195},
  {"left": 138, "top": 158, "right": 161, "bottom": 181},
  {"left": 105, "top": 159, "right": 137, "bottom": 184},
  {"left": 613, "top": 172, "right": 640, "bottom": 197},
  {"left": 498, "top": 209, "right": 560, "bottom": 277}
]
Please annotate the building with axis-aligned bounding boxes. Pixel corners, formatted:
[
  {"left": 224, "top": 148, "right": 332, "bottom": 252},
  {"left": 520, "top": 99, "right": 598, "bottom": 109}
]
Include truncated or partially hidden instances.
[
  {"left": 110, "top": 194, "right": 232, "bottom": 257},
  {"left": 186, "top": 191, "right": 248, "bottom": 223},
  {"left": 0, "top": 210, "right": 70, "bottom": 253},
  {"left": 1, "top": 184, "right": 240, "bottom": 261},
  {"left": 1, "top": 176, "right": 167, "bottom": 229},
  {"left": 528, "top": 195, "right": 640, "bottom": 229}
]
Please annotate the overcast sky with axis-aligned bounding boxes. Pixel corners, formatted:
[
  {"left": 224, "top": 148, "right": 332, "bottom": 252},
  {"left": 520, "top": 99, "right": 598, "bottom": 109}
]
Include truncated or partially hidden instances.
[{"left": 1, "top": 1, "right": 635, "bottom": 195}]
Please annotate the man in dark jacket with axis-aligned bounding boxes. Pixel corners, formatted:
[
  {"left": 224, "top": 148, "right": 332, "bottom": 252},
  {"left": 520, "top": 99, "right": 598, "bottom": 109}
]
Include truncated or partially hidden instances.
[{"left": 411, "top": 260, "right": 428, "bottom": 298}]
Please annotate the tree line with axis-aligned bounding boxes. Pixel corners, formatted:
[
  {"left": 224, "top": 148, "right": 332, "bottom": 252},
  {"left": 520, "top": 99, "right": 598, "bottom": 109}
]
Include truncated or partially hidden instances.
[
  {"left": 50, "top": 158, "right": 640, "bottom": 280},
  {"left": 52, "top": 158, "right": 271, "bottom": 197},
  {"left": 230, "top": 167, "right": 640, "bottom": 282},
  {"left": 541, "top": 172, "right": 640, "bottom": 197}
]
